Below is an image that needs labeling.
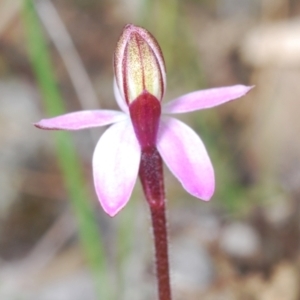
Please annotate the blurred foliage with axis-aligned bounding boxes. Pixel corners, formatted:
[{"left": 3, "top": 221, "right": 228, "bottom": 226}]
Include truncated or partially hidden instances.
[
  {"left": 22, "top": 1, "right": 112, "bottom": 299},
  {"left": 0, "top": 0, "right": 298, "bottom": 297},
  {"left": 140, "top": 0, "right": 206, "bottom": 90}
]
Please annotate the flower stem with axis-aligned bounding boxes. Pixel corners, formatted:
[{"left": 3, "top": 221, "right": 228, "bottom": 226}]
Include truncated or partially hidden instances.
[{"left": 139, "top": 147, "right": 172, "bottom": 300}]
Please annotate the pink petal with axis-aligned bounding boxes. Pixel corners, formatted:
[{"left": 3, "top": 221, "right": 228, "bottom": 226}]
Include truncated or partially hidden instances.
[
  {"left": 114, "top": 78, "right": 129, "bottom": 114},
  {"left": 93, "top": 120, "right": 141, "bottom": 216},
  {"left": 34, "top": 110, "right": 127, "bottom": 130},
  {"left": 157, "top": 117, "right": 215, "bottom": 200},
  {"left": 163, "top": 85, "right": 253, "bottom": 114}
]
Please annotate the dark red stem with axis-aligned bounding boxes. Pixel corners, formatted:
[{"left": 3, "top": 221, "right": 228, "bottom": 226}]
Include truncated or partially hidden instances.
[
  {"left": 139, "top": 147, "right": 172, "bottom": 300},
  {"left": 129, "top": 91, "right": 171, "bottom": 299}
]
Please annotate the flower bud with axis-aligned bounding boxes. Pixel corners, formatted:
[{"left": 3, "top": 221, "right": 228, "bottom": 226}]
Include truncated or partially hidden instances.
[{"left": 114, "top": 24, "right": 166, "bottom": 105}]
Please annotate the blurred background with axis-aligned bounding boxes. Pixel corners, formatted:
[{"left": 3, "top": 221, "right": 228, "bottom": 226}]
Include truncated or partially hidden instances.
[{"left": 1, "top": 0, "right": 300, "bottom": 299}]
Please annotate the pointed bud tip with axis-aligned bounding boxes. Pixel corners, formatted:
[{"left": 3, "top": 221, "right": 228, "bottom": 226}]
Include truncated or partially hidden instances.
[
  {"left": 114, "top": 23, "right": 166, "bottom": 105},
  {"left": 123, "top": 23, "right": 138, "bottom": 32}
]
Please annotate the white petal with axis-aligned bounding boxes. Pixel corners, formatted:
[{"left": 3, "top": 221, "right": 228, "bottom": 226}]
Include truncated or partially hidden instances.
[
  {"left": 35, "top": 110, "right": 127, "bottom": 130},
  {"left": 93, "top": 120, "right": 141, "bottom": 216},
  {"left": 157, "top": 117, "right": 215, "bottom": 200},
  {"left": 163, "top": 85, "right": 253, "bottom": 114},
  {"left": 114, "top": 77, "right": 129, "bottom": 114}
]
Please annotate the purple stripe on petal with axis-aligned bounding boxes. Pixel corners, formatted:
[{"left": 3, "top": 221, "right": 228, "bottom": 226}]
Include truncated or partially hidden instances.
[
  {"left": 157, "top": 117, "right": 215, "bottom": 201},
  {"left": 93, "top": 120, "right": 141, "bottom": 217},
  {"left": 34, "top": 110, "right": 127, "bottom": 130},
  {"left": 162, "top": 85, "right": 254, "bottom": 114}
]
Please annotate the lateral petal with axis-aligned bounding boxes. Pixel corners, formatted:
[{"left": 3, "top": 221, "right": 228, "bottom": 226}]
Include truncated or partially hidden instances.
[
  {"left": 157, "top": 117, "right": 214, "bottom": 200},
  {"left": 114, "top": 78, "right": 129, "bottom": 113},
  {"left": 163, "top": 85, "right": 253, "bottom": 114},
  {"left": 93, "top": 120, "right": 141, "bottom": 216},
  {"left": 34, "top": 110, "right": 127, "bottom": 130}
]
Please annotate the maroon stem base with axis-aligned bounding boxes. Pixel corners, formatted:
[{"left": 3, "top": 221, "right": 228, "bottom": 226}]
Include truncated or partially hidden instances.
[
  {"left": 149, "top": 201, "right": 171, "bottom": 300},
  {"left": 139, "top": 147, "right": 172, "bottom": 300}
]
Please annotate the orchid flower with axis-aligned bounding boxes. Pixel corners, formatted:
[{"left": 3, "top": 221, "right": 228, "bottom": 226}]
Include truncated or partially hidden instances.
[{"left": 35, "top": 24, "right": 252, "bottom": 217}]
